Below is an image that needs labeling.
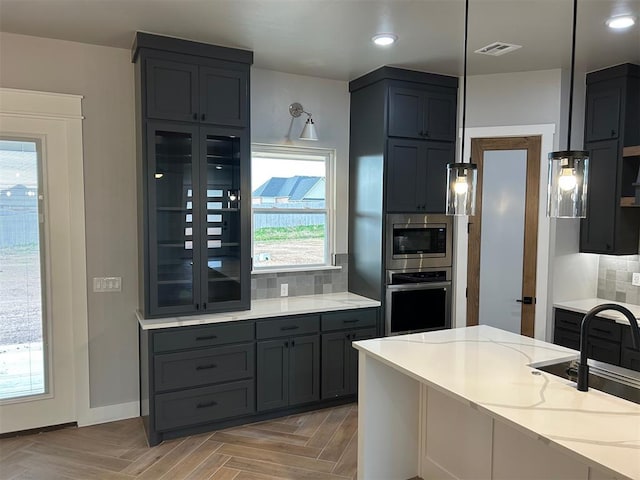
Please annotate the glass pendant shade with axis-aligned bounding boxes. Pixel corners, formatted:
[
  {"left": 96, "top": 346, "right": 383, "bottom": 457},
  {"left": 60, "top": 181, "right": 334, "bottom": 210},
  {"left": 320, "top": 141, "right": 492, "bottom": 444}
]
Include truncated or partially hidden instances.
[
  {"left": 547, "top": 150, "right": 589, "bottom": 218},
  {"left": 446, "top": 162, "right": 478, "bottom": 216},
  {"left": 299, "top": 118, "right": 318, "bottom": 141}
]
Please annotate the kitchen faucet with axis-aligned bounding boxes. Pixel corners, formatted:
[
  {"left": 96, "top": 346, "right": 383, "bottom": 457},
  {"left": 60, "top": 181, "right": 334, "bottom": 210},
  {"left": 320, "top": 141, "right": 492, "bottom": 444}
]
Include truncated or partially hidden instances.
[{"left": 578, "top": 303, "right": 640, "bottom": 391}]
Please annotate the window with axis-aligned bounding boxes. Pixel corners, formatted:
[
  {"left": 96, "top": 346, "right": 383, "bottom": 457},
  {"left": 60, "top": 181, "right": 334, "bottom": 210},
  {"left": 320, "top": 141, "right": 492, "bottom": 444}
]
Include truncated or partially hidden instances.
[{"left": 251, "top": 144, "right": 334, "bottom": 270}]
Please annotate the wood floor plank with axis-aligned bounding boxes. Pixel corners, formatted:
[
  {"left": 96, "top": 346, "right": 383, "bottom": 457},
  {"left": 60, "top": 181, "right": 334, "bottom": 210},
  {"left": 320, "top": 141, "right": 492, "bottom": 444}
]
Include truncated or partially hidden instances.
[
  {"left": 293, "top": 409, "right": 332, "bottom": 437},
  {"left": 15, "top": 449, "right": 135, "bottom": 480},
  {"left": 234, "top": 472, "right": 285, "bottom": 480},
  {"left": 224, "top": 456, "right": 351, "bottom": 480},
  {"left": 217, "top": 443, "right": 337, "bottom": 474},
  {"left": 210, "top": 467, "right": 240, "bottom": 480},
  {"left": 23, "top": 441, "right": 132, "bottom": 472},
  {"left": 211, "top": 431, "right": 322, "bottom": 459},
  {"left": 305, "top": 405, "right": 351, "bottom": 449},
  {"left": 0, "top": 437, "right": 33, "bottom": 462},
  {"left": 239, "top": 420, "right": 300, "bottom": 435},
  {"left": 137, "top": 434, "right": 209, "bottom": 480},
  {"left": 120, "top": 438, "right": 183, "bottom": 476},
  {"left": 183, "top": 452, "right": 231, "bottom": 480},
  {"left": 332, "top": 430, "right": 357, "bottom": 478},
  {"left": 157, "top": 439, "right": 222, "bottom": 480},
  {"left": 225, "top": 426, "right": 311, "bottom": 445},
  {"left": 318, "top": 407, "right": 358, "bottom": 462}
]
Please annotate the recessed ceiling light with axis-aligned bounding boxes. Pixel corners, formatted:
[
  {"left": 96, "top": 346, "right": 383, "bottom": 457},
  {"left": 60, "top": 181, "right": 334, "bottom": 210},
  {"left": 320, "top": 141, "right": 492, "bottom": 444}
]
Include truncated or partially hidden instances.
[
  {"left": 606, "top": 15, "right": 636, "bottom": 29},
  {"left": 372, "top": 33, "right": 397, "bottom": 46}
]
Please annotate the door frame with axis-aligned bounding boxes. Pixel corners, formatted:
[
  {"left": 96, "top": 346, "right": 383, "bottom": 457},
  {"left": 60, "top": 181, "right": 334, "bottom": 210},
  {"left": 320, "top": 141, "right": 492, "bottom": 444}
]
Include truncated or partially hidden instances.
[
  {"left": 0, "top": 88, "right": 90, "bottom": 430},
  {"left": 466, "top": 136, "right": 541, "bottom": 337},
  {"left": 452, "top": 124, "right": 556, "bottom": 341}
]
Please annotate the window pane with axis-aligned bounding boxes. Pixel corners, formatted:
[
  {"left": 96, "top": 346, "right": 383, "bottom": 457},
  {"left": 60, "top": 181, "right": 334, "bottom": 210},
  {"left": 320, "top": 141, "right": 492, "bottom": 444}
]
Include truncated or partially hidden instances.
[
  {"left": 253, "top": 212, "right": 326, "bottom": 267},
  {"left": 0, "top": 139, "right": 46, "bottom": 400},
  {"left": 252, "top": 158, "right": 326, "bottom": 209}
]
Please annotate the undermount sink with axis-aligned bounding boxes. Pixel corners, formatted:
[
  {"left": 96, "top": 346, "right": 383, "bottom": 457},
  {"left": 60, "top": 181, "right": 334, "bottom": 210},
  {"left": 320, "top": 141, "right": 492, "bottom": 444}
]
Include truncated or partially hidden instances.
[{"left": 533, "top": 359, "right": 640, "bottom": 405}]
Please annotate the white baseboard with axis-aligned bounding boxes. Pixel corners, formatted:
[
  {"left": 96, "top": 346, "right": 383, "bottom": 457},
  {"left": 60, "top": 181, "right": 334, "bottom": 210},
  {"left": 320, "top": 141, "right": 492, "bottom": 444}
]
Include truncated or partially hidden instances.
[{"left": 77, "top": 400, "right": 139, "bottom": 427}]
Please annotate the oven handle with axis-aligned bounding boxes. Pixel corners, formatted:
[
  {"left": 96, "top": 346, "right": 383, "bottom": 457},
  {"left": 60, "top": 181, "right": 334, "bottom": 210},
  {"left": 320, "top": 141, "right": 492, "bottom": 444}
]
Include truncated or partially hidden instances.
[{"left": 386, "top": 281, "right": 451, "bottom": 292}]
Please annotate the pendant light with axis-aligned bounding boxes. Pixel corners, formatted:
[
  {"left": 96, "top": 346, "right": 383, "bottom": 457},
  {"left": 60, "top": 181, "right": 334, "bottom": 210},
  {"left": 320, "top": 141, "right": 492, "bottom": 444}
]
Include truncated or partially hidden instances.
[
  {"left": 547, "top": 0, "right": 589, "bottom": 218},
  {"left": 446, "top": 0, "right": 478, "bottom": 216}
]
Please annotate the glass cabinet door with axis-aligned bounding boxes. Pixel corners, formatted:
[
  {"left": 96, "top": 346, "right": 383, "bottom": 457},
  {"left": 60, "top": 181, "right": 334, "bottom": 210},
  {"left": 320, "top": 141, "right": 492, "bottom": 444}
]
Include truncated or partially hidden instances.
[
  {"left": 200, "top": 131, "right": 242, "bottom": 307},
  {"left": 147, "top": 124, "right": 201, "bottom": 314}
]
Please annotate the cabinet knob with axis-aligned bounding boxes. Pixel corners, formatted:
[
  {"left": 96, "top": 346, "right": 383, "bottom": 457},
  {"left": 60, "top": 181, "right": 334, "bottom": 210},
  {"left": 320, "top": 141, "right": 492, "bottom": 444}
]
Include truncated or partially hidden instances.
[
  {"left": 291, "top": 339, "right": 295, "bottom": 347},
  {"left": 193, "top": 113, "right": 198, "bottom": 120},
  {"left": 284, "top": 340, "right": 289, "bottom": 348},
  {"left": 195, "top": 303, "right": 200, "bottom": 310},
  {"left": 201, "top": 114, "right": 206, "bottom": 121},
  {"left": 203, "top": 302, "right": 207, "bottom": 310}
]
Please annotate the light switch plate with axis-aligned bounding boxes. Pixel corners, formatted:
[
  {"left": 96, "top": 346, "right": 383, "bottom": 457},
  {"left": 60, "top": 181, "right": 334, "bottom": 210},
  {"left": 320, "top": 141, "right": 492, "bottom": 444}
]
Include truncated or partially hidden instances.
[
  {"left": 93, "top": 276, "right": 122, "bottom": 292},
  {"left": 280, "top": 283, "right": 288, "bottom": 297},
  {"left": 632, "top": 273, "right": 640, "bottom": 287}
]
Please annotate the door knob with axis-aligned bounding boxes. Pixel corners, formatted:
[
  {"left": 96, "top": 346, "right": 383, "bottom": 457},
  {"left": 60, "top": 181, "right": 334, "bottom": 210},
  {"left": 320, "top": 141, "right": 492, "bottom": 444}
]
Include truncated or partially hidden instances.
[{"left": 516, "top": 297, "right": 535, "bottom": 305}]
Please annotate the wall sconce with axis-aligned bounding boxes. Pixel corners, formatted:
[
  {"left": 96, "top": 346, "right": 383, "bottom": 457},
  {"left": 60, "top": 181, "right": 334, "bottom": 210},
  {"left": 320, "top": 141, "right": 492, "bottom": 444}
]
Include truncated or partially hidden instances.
[
  {"left": 289, "top": 102, "right": 318, "bottom": 141},
  {"left": 547, "top": 0, "right": 589, "bottom": 218}
]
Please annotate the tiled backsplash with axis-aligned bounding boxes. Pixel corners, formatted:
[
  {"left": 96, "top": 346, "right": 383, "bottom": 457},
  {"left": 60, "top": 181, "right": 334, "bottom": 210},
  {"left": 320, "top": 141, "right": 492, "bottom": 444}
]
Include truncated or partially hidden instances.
[
  {"left": 251, "top": 253, "right": 348, "bottom": 300},
  {"left": 597, "top": 255, "right": 640, "bottom": 305}
]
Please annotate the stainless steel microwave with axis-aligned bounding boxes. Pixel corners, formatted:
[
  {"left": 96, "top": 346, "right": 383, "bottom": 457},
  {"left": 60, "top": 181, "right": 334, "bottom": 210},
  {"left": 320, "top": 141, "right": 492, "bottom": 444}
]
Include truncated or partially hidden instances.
[{"left": 385, "top": 214, "right": 452, "bottom": 270}]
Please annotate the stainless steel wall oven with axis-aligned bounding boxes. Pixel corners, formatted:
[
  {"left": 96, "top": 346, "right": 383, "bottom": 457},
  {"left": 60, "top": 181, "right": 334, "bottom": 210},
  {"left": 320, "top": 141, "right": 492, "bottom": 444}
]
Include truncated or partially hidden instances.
[{"left": 384, "top": 214, "right": 453, "bottom": 336}]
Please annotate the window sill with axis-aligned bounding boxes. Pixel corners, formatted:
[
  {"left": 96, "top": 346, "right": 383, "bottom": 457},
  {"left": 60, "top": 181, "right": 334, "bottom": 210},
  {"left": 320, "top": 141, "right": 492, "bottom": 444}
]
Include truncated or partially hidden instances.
[{"left": 251, "top": 265, "right": 342, "bottom": 275}]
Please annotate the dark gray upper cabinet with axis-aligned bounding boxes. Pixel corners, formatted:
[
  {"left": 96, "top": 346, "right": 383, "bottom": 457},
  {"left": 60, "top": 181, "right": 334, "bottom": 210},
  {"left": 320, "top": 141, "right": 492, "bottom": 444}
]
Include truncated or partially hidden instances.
[
  {"left": 133, "top": 33, "right": 253, "bottom": 318},
  {"left": 388, "top": 86, "right": 457, "bottom": 141},
  {"left": 386, "top": 139, "right": 453, "bottom": 213},
  {"left": 580, "top": 63, "right": 640, "bottom": 255}
]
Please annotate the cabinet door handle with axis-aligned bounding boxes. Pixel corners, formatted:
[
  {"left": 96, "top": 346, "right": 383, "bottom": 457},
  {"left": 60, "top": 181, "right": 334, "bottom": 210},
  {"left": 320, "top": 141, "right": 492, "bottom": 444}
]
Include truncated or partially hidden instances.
[
  {"left": 196, "top": 363, "right": 217, "bottom": 370},
  {"left": 193, "top": 113, "right": 198, "bottom": 120},
  {"left": 281, "top": 325, "right": 299, "bottom": 331},
  {"left": 424, "top": 130, "right": 429, "bottom": 137},
  {"left": 203, "top": 303, "right": 207, "bottom": 310},
  {"left": 611, "top": 129, "right": 616, "bottom": 137},
  {"left": 196, "top": 303, "right": 200, "bottom": 311},
  {"left": 592, "top": 327, "right": 611, "bottom": 335},
  {"left": 195, "top": 334, "right": 217, "bottom": 341},
  {"left": 343, "top": 319, "right": 360, "bottom": 324},
  {"left": 196, "top": 400, "right": 218, "bottom": 409},
  {"left": 291, "top": 339, "right": 295, "bottom": 347},
  {"left": 284, "top": 340, "right": 289, "bottom": 348},
  {"left": 201, "top": 114, "right": 206, "bottom": 121}
]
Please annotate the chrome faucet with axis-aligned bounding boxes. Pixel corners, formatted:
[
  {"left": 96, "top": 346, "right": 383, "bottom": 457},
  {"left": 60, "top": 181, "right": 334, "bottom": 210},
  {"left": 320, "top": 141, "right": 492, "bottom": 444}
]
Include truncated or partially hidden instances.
[{"left": 578, "top": 303, "right": 640, "bottom": 391}]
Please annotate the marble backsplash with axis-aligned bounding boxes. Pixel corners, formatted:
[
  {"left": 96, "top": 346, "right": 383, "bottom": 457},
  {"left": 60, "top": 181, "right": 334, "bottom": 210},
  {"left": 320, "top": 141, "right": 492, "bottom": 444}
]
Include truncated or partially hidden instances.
[
  {"left": 251, "top": 253, "right": 348, "bottom": 300},
  {"left": 597, "top": 254, "right": 640, "bottom": 305}
]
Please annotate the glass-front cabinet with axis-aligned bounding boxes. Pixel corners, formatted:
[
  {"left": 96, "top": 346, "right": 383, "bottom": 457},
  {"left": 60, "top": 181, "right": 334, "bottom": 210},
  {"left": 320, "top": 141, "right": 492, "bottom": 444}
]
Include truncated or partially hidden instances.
[{"left": 146, "top": 122, "right": 249, "bottom": 317}]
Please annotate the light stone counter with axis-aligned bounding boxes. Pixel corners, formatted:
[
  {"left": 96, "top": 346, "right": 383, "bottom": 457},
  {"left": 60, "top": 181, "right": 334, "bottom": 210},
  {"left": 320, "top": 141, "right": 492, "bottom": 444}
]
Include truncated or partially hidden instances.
[
  {"left": 137, "top": 292, "right": 381, "bottom": 330},
  {"left": 354, "top": 325, "right": 640, "bottom": 480},
  {"left": 554, "top": 298, "right": 640, "bottom": 325}
]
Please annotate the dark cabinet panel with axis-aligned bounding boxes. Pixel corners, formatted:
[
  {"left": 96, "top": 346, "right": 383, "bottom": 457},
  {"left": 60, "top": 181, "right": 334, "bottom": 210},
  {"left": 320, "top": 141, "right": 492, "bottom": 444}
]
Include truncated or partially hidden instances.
[
  {"left": 321, "top": 309, "right": 377, "bottom": 331},
  {"left": 256, "top": 315, "right": 320, "bottom": 339},
  {"left": 580, "top": 140, "right": 618, "bottom": 253},
  {"left": 554, "top": 328, "right": 580, "bottom": 350},
  {"left": 388, "top": 86, "right": 456, "bottom": 141},
  {"left": 199, "top": 67, "right": 248, "bottom": 127},
  {"left": 347, "top": 327, "right": 377, "bottom": 396},
  {"left": 580, "top": 63, "right": 640, "bottom": 255},
  {"left": 585, "top": 84, "right": 621, "bottom": 142},
  {"left": 288, "top": 335, "right": 320, "bottom": 406},
  {"left": 321, "top": 331, "right": 350, "bottom": 399},
  {"left": 146, "top": 58, "right": 199, "bottom": 122},
  {"left": 621, "top": 348, "right": 640, "bottom": 371},
  {"left": 587, "top": 337, "right": 621, "bottom": 365},
  {"left": 256, "top": 339, "right": 288, "bottom": 411},
  {"left": 386, "top": 139, "right": 453, "bottom": 213}
]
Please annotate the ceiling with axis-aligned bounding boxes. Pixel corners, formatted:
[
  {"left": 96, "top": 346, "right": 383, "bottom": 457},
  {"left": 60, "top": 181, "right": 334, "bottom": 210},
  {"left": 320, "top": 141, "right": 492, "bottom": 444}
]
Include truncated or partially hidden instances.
[{"left": 0, "top": 0, "right": 638, "bottom": 81}]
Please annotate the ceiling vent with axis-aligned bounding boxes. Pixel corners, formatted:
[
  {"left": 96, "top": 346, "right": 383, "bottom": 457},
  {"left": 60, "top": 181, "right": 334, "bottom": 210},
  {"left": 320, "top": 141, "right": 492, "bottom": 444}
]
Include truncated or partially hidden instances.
[{"left": 474, "top": 42, "right": 522, "bottom": 56}]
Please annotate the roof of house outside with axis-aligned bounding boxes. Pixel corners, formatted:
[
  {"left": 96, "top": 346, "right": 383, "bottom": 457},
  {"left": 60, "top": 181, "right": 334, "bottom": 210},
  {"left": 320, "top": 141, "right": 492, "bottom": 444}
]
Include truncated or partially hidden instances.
[{"left": 253, "top": 176, "right": 324, "bottom": 200}]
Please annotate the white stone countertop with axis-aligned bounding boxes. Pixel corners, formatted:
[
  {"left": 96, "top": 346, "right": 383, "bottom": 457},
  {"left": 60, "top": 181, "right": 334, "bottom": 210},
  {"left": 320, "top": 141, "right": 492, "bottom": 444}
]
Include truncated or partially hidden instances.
[
  {"left": 137, "top": 292, "right": 381, "bottom": 330},
  {"left": 554, "top": 298, "right": 640, "bottom": 325},
  {"left": 354, "top": 325, "right": 640, "bottom": 480}
]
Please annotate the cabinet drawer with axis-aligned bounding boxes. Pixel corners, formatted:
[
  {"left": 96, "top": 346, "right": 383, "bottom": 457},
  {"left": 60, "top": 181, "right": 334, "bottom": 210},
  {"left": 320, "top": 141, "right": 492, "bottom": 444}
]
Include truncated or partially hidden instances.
[
  {"left": 256, "top": 315, "right": 319, "bottom": 340},
  {"left": 154, "top": 343, "right": 254, "bottom": 392},
  {"left": 588, "top": 336, "right": 621, "bottom": 365},
  {"left": 155, "top": 380, "right": 255, "bottom": 431},
  {"left": 588, "top": 317, "right": 621, "bottom": 342},
  {"left": 321, "top": 309, "right": 377, "bottom": 332},
  {"left": 554, "top": 328, "right": 579, "bottom": 351},
  {"left": 153, "top": 322, "right": 254, "bottom": 353},
  {"left": 554, "top": 309, "right": 582, "bottom": 332},
  {"left": 621, "top": 347, "right": 640, "bottom": 372}
]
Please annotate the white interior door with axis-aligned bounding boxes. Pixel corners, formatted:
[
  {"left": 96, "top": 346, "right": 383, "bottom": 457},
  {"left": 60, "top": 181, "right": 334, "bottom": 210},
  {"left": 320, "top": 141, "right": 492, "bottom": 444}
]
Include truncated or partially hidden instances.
[
  {"left": 477, "top": 150, "right": 527, "bottom": 334},
  {"left": 0, "top": 92, "right": 85, "bottom": 433}
]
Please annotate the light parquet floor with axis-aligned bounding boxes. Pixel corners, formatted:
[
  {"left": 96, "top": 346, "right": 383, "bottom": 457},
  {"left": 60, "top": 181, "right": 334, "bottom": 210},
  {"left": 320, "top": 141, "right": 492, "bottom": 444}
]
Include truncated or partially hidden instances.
[{"left": 0, "top": 404, "right": 358, "bottom": 480}]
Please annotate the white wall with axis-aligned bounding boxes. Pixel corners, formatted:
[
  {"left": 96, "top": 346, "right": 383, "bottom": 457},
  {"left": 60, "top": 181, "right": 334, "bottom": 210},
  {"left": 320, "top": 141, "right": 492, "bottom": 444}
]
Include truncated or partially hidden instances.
[
  {"left": 250, "top": 68, "right": 350, "bottom": 254},
  {"left": 0, "top": 32, "right": 139, "bottom": 410}
]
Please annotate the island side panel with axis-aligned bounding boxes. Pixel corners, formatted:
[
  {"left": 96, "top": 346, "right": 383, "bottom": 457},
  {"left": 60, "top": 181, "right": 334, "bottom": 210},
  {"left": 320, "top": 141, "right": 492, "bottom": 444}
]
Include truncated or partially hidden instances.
[{"left": 357, "top": 352, "right": 420, "bottom": 480}]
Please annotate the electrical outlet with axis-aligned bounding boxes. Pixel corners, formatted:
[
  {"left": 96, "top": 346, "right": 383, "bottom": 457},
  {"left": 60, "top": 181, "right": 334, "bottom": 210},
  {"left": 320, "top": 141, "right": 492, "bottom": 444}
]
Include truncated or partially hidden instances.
[
  {"left": 280, "top": 283, "right": 288, "bottom": 297},
  {"left": 633, "top": 273, "right": 640, "bottom": 287}
]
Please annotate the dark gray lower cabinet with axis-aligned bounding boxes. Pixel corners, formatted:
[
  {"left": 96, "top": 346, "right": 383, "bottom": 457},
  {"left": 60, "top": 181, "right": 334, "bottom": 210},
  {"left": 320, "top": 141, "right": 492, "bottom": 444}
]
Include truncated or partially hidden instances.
[
  {"left": 140, "top": 306, "right": 380, "bottom": 445},
  {"left": 553, "top": 308, "right": 637, "bottom": 371},
  {"left": 255, "top": 314, "right": 320, "bottom": 412}
]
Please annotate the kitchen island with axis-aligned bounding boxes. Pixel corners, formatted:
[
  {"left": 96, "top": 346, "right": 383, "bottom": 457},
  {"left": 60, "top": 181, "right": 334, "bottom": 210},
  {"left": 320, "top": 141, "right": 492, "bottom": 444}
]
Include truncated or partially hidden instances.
[{"left": 354, "top": 325, "right": 640, "bottom": 480}]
